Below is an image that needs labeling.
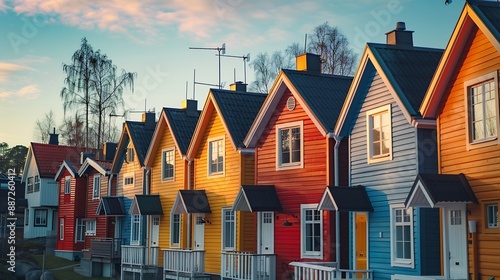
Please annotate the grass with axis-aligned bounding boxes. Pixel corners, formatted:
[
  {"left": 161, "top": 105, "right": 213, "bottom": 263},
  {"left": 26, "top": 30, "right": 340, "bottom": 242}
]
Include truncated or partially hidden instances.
[{"left": 34, "top": 254, "right": 113, "bottom": 280}]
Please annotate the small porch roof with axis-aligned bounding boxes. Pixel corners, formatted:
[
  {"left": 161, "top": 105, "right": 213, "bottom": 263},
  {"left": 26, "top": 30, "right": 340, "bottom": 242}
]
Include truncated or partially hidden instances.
[
  {"left": 96, "top": 196, "right": 126, "bottom": 216},
  {"left": 172, "top": 190, "right": 211, "bottom": 214},
  {"left": 318, "top": 186, "right": 373, "bottom": 212},
  {"left": 231, "top": 185, "right": 283, "bottom": 212},
  {"left": 129, "top": 194, "right": 163, "bottom": 215}
]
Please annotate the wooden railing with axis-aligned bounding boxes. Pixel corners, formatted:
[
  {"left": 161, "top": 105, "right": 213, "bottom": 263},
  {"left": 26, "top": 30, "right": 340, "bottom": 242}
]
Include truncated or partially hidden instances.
[
  {"left": 163, "top": 249, "right": 205, "bottom": 277},
  {"left": 90, "top": 238, "right": 122, "bottom": 259},
  {"left": 289, "top": 262, "right": 373, "bottom": 280},
  {"left": 122, "top": 245, "right": 159, "bottom": 266},
  {"left": 221, "top": 251, "right": 276, "bottom": 280}
]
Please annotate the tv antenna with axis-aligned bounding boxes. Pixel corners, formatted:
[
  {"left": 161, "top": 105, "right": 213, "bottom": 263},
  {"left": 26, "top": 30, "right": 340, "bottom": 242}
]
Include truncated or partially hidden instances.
[
  {"left": 192, "top": 69, "right": 225, "bottom": 99},
  {"left": 189, "top": 43, "right": 226, "bottom": 89},
  {"left": 218, "top": 53, "right": 250, "bottom": 84}
]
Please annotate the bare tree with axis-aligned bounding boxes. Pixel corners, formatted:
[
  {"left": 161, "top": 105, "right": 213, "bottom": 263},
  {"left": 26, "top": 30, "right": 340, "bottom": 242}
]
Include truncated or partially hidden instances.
[
  {"left": 249, "top": 50, "right": 296, "bottom": 93},
  {"left": 59, "top": 113, "right": 85, "bottom": 147},
  {"left": 33, "top": 110, "right": 56, "bottom": 143}
]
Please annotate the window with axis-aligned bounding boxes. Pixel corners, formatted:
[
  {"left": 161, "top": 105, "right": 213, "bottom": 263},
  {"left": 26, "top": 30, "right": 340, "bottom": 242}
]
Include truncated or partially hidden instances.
[
  {"left": 162, "top": 149, "right": 175, "bottom": 180},
  {"left": 59, "top": 218, "right": 64, "bottom": 240},
  {"left": 27, "top": 177, "right": 33, "bottom": 193},
  {"left": 124, "top": 173, "right": 134, "bottom": 187},
  {"left": 93, "top": 174, "right": 101, "bottom": 199},
  {"left": 34, "top": 209, "right": 47, "bottom": 227},
  {"left": 208, "top": 138, "right": 224, "bottom": 175},
  {"left": 85, "top": 220, "right": 96, "bottom": 236},
  {"left": 367, "top": 105, "right": 392, "bottom": 163},
  {"left": 171, "top": 213, "right": 181, "bottom": 246},
  {"left": 276, "top": 121, "right": 304, "bottom": 169},
  {"left": 486, "top": 203, "right": 498, "bottom": 229},
  {"left": 34, "top": 175, "right": 40, "bottom": 192},
  {"left": 131, "top": 215, "right": 141, "bottom": 245},
  {"left": 391, "top": 205, "right": 414, "bottom": 268},
  {"left": 64, "top": 176, "right": 71, "bottom": 194},
  {"left": 126, "top": 147, "right": 135, "bottom": 162},
  {"left": 75, "top": 219, "right": 85, "bottom": 242},
  {"left": 222, "top": 208, "right": 235, "bottom": 251},
  {"left": 465, "top": 72, "right": 499, "bottom": 149},
  {"left": 25, "top": 209, "right": 29, "bottom": 226},
  {"left": 301, "top": 204, "right": 323, "bottom": 259}
]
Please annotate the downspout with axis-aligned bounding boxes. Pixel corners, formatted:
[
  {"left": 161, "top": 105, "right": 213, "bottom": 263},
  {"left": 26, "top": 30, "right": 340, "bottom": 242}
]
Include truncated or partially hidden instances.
[
  {"left": 186, "top": 157, "right": 193, "bottom": 249},
  {"left": 107, "top": 173, "right": 113, "bottom": 196},
  {"left": 143, "top": 167, "right": 151, "bottom": 265},
  {"left": 333, "top": 135, "right": 342, "bottom": 267}
]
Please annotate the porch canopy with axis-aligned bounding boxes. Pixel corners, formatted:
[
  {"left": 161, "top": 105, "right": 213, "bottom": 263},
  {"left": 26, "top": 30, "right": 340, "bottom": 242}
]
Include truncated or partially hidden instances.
[
  {"left": 172, "top": 190, "right": 211, "bottom": 214},
  {"left": 231, "top": 185, "right": 283, "bottom": 212},
  {"left": 129, "top": 194, "right": 163, "bottom": 215},
  {"left": 96, "top": 196, "right": 126, "bottom": 216},
  {"left": 405, "top": 173, "right": 478, "bottom": 208},
  {"left": 318, "top": 185, "right": 373, "bottom": 211}
]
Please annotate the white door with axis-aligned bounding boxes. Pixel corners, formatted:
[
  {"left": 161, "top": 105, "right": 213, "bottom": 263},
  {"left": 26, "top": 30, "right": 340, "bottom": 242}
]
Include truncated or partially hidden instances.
[
  {"left": 194, "top": 214, "right": 205, "bottom": 250},
  {"left": 447, "top": 207, "right": 467, "bottom": 279},
  {"left": 258, "top": 212, "right": 274, "bottom": 254},
  {"left": 151, "top": 216, "right": 160, "bottom": 246}
]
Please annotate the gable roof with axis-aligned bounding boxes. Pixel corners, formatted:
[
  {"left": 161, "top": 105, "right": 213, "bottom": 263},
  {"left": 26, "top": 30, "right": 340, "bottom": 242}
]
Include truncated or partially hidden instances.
[
  {"left": 144, "top": 102, "right": 200, "bottom": 166},
  {"left": 420, "top": 1, "right": 500, "bottom": 118},
  {"left": 172, "top": 190, "right": 211, "bottom": 214},
  {"left": 129, "top": 194, "right": 163, "bottom": 215},
  {"left": 96, "top": 196, "right": 126, "bottom": 216},
  {"left": 335, "top": 43, "right": 443, "bottom": 136},
  {"left": 54, "top": 159, "right": 80, "bottom": 181},
  {"left": 111, "top": 118, "right": 156, "bottom": 173},
  {"left": 318, "top": 185, "right": 373, "bottom": 212},
  {"left": 187, "top": 89, "right": 266, "bottom": 156},
  {"left": 231, "top": 185, "right": 283, "bottom": 212},
  {"left": 22, "top": 142, "right": 87, "bottom": 181},
  {"left": 78, "top": 158, "right": 112, "bottom": 176},
  {"left": 244, "top": 69, "right": 352, "bottom": 147}
]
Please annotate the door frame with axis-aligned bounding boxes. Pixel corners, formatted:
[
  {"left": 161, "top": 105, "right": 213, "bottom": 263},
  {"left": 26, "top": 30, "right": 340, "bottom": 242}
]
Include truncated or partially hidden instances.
[
  {"left": 150, "top": 216, "right": 160, "bottom": 247},
  {"left": 193, "top": 213, "right": 205, "bottom": 250},
  {"left": 257, "top": 211, "right": 275, "bottom": 254},
  {"left": 442, "top": 204, "right": 468, "bottom": 279},
  {"left": 352, "top": 212, "right": 369, "bottom": 270}
]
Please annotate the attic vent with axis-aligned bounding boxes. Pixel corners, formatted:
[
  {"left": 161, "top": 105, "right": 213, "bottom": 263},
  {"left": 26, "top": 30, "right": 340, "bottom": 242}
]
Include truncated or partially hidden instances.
[{"left": 287, "top": 97, "right": 296, "bottom": 111}]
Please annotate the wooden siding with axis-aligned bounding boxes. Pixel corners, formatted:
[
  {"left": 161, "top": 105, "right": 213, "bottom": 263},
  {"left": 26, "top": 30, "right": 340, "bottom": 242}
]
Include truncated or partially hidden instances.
[
  {"left": 349, "top": 70, "right": 440, "bottom": 279},
  {"left": 254, "top": 89, "right": 341, "bottom": 275},
  {"left": 84, "top": 169, "right": 112, "bottom": 248},
  {"left": 437, "top": 27, "right": 500, "bottom": 279}
]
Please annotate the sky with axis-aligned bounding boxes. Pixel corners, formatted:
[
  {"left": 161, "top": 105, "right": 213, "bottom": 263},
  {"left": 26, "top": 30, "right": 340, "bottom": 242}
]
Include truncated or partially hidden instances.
[{"left": 0, "top": 0, "right": 467, "bottom": 148}]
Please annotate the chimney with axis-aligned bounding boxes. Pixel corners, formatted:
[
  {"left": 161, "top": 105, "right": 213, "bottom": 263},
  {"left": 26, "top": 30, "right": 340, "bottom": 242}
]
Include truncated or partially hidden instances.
[
  {"left": 181, "top": 99, "right": 199, "bottom": 117},
  {"left": 142, "top": 112, "right": 156, "bottom": 128},
  {"left": 80, "top": 152, "right": 94, "bottom": 164},
  {"left": 103, "top": 142, "right": 117, "bottom": 161},
  {"left": 48, "top": 127, "right": 59, "bottom": 145},
  {"left": 296, "top": 53, "right": 322, "bottom": 73},
  {"left": 386, "top": 22, "right": 413, "bottom": 47},
  {"left": 229, "top": 81, "right": 247, "bottom": 92}
]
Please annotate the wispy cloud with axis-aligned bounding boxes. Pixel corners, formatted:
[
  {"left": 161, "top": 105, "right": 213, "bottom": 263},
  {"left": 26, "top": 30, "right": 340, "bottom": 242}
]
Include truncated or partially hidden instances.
[
  {"left": 0, "top": 62, "right": 34, "bottom": 82},
  {"left": 0, "top": 84, "right": 40, "bottom": 99}
]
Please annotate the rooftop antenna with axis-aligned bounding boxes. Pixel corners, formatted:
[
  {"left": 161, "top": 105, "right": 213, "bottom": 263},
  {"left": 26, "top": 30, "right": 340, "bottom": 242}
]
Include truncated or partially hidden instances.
[
  {"left": 185, "top": 81, "right": 188, "bottom": 99},
  {"left": 304, "top": 34, "right": 307, "bottom": 53},
  {"left": 219, "top": 53, "right": 250, "bottom": 84},
  {"left": 189, "top": 43, "right": 226, "bottom": 89},
  {"left": 193, "top": 69, "right": 220, "bottom": 98}
]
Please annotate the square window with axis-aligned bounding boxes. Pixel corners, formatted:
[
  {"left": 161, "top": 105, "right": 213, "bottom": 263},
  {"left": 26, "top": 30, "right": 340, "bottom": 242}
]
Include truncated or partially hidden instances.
[
  {"left": 276, "top": 121, "right": 303, "bottom": 170},
  {"left": 366, "top": 105, "right": 392, "bottom": 163},
  {"left": 208, "top": 139, "right": 224, "bottom": 175},
  {"left": 162, "top": 149, "right": 175, "bottom": 180},
  {"left": 85, "top": 220, "right": 96, "bottom": 236},
  {"left": 300, "top": 204, "right": 322, "bottom": 259},
  {"left": 391, "top": 205, "right": 414, "bottom": 268},
  {"left": 124, "top": 173, "right": 134, "bottom": 187},
  {"left": 34, "top": 209, "right": 47, "bottom": 227}
]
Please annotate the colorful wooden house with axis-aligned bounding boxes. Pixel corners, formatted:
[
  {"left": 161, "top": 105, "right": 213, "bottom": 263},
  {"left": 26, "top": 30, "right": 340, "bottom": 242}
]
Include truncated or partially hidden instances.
[
  {"left": 142, "top": 99, "right": 201, "bottom": 278},
  {"left": 169, "top": 83, "right": 266, "bottom": 278},
  {"left": 113, "top": 113, "right": 160, "bottom": 280},
  {"left": 239, "top": 54, "right": 353, "bottom": 279},
  {"left": 54, "top": 159, "right": 86, "bottom": 261},
  {"left": 407, "top": 2, "right": 500, "bottom": 279},
  {"left": 317, "top": 23, "right": 444, "bottom": 280}
]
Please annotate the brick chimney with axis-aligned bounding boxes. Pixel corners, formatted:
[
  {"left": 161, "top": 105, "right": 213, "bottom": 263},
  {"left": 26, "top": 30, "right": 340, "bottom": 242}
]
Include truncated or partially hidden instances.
[
  {"left": 230, "top": 81, "right": 247, "bottom": 92},
  {"left": 386, "top": 22, "right": 413, "bottom": 47},
  {"left": 48, "top": 128, "right": 59, "bottom": 145},
  {"left": 296, "top": 53, "right": 322, "bottom": 73}
]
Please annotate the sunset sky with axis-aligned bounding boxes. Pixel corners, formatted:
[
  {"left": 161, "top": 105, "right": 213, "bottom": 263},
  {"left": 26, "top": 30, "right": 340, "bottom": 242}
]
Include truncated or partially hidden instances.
[{"left": 0, "top": 0, "right": 465, "bottom": 148}]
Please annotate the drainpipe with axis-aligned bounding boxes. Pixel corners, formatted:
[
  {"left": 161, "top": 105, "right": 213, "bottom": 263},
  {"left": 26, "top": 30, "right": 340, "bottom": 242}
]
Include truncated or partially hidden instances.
[
  {"left": 186, "top": 157, "right": 193, "bottom": 249},
  {"left": 333, "top": 135, "right": 342, "bottom": 267},
  {"left": 107, "top": 173, "right": 113, "bottom": 196}
]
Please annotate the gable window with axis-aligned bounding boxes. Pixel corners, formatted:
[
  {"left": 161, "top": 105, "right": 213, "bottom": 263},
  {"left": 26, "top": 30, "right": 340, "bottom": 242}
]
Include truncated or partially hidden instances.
[
  {"left": 465, "top": 71, "right": 499, "bottom": 149},
  {"left": 276, "top": 121, "right": 304, "bottom": 170},
  {"left": 208, "top": 138, "right": 224, "bottom": 175},
  {"left": 34, "top": 209, "right": 47, "bottom": 227},
  {"left": 390, "top": 205, "right": 414, "bottom": 268},
  {"left": 64, "top": 176, "right": 71, "bottom": 194},
  {"left": 124, "top": 173, "right": 134, "bottom": 188},
  {"left": 85, "top": 219, "right": 96, "bottom": 236},
  {"left": 59, "top": 218, "right": 64, "bottom": 240},
  {"left": 170, "top": 213, "right": 181, "bottom": 246},
  {"left": 131, "top": 214, "right": 141, "bottom": 245},
  {"left": 126, "top": 147, "right": 135, "bottom": 162},
  {"left": 27, "top": 177, "right": 33, "bottom": 193},
  {"left": 222, "top": 208, "right": 235, "bottom": 251},
  {"left": 75, "top": 218, "right": 85, "bottom": 242},
  {"left": 366, "top": 105, "right": 392, "bottom": 163},
  {"left": 34, "top": 175, "right": 40, "bottom": 192},
  {"left": 301, "top": 204, "right": 323, "bottom": 259},
  {"left": 162, "top": 148, "right": 175, "bottom": 180},
  {"left": 93, "top": 174, "right": 101, "bottom": 199}
]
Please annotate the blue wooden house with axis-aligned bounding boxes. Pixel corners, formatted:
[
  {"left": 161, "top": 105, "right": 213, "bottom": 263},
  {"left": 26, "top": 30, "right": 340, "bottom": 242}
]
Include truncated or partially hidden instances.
[{"left": 318, "top": 23, "right": 444, "bottom": 280}]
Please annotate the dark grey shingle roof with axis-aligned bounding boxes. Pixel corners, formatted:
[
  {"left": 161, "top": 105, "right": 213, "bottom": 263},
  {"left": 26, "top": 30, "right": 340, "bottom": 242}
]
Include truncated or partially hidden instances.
[
  {"left": 474, "top": 1, "right": 500, "bottom": 43},
  {"left": 164, "top": 107, "right": 200, "bottom": 154},
  {"left": 326, "top": 185, "right": 373, "bottom": 212},
  {"left": 134, "top": 194, "right": 163, "bottom": 215},
  {"left": 179, "top": 190, "right": 211, "bottom": 213},
  {"left": 237, "top": 185, "right": 283, "bottom": 212},
  {"left": 282, "top": 69, "right": 353, "bottom": 132},
  {"left": 97, "top": 196, "right": 126, "bottom": 216},
  {"left": 368, "top": 43, "right": 443, "bottom": 116},
  {"left": 210, "top": 89, "right": 267, "bottom": 148},
  {"left": 126, "top": 121, "right": 156, "bottom": 166}
]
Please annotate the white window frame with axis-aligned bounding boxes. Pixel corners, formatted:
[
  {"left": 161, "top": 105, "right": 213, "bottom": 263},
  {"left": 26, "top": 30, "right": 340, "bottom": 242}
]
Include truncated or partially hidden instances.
[
  {"left": 390, "top": 204, "right": 414, "bottom": 268},
  {"left": 276, "top": 121, "right": 304, "bottom": 170},
  {"left": 464, "top": 71, "right": 500, "bottom": 150},
  {"left": 92, "top": 174, "right": 101, "bottom": 199},
  {"left": 162, "top": 148, "right": 175, "bottom": 181},
  {"left": 34, "top": 209, "right": 47, "bottom": 227},
  {"left": 300, "top": 203, "right": 323, "bottom": 259},
  {"left": 366, "top": 105, "right": 393, "bottom": 163},
  {"left": 486, "top": 203, "right": 498, "bottom": 229},
  {"left": 59, "top": 218, "right": 64, "bottom": 240},
  {"left": 34, "top": 175, "right": 40, "bottom": 192},
  {"left": 124, "top": 173, "right": 135, "bottom": 188},
  {"left": 170, "top": 213, "right": 181, "bottom": 247},
  {"left": 64, "top": 176, "right": 71, "bottom": 194},
  {"left": 131, "top": 214, "right": 141, "bottom": 245},
  {"left": 85, "top": 219, "right": 96, "bottom": 236},
  {"left": 75, "top": 218, "right": 85, "bottom": 242},
  {"left": 221, "top": 207, "right": 236, "bottom": 251},
  {"left": 208, "top": 137, "right": 225, "bottom": 176},
  {"left": 27, "top": 177, "right": 33, "bottom": 194}
]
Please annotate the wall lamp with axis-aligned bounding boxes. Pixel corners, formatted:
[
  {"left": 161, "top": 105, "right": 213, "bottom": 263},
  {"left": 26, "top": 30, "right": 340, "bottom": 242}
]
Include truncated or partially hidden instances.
[
  {"left": 200, "top": 218, "right": 211, "bottom": 224},
  {"left": 282, "top": 214, "right": 299, "bottom": 227}
]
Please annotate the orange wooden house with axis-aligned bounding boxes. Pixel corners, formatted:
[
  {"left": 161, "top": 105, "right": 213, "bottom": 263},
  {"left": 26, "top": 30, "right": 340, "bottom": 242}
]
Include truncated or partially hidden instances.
[{"left": 406, "top": 1, "right": 500, "bottom": 279}]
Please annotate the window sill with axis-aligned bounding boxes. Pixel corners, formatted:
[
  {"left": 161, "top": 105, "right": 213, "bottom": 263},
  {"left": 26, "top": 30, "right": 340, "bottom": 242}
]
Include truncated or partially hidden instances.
[{"left": 391, "top": 260, "right": 414, "bottom": 268}]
